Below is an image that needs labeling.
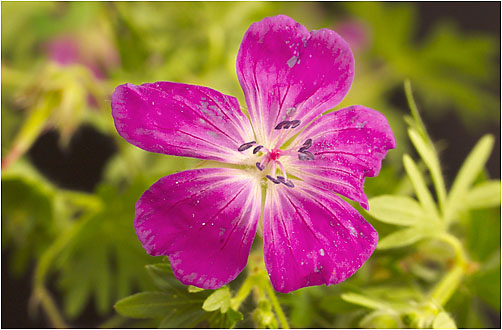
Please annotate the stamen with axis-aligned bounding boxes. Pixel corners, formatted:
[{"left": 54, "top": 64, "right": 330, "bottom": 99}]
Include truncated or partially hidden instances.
[
  {"left": 256, "top": 162, "right": 264, "bottom": 171},
  {"left": 274, "top": 121, "right": 289, "bottom": 130},
  {"left": 284, "top": 179, "right": 295, "bottom": 188},
  {"left": 299, "top": 138, "right": 312, "bottom": 152},
  {"left": 274, "top": 119, "right": 301, "bottom": 130},
  {"left": 290, "top": 120, "right": 301, "bottom": 128},
  {"left": 277, "top": 176, "right": 295, "bottom": 188},
  {"left": 298, "top": 151, "right": 315, "bottom": 161},
  {"left": 266, "top": 175, "right": 280, "bottom": 184},
  {"left": 253, "top": 145, "right": 264, "bottom": 154},
  {"left": 277, "top": 161, "right": 288, "bottom": 180},
  {"left": 238, "top": 141, "right": 256, "bottom": 151}
]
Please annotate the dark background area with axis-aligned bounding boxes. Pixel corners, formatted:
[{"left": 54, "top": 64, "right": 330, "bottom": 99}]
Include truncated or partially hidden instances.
[{"left": 2, "top": 2, "right": 500, "bottom": 328}]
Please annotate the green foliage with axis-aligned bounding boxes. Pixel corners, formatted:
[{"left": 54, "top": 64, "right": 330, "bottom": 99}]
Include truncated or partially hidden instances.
[
  {"left": 1, "top": 2, "right": 499, "bottom": 328},
  {"left": 54, "top": 179, "right": 157, "bottom": 318},
  {"left": 115, "top": 261, "right": 245, "bottom": 329},
  {"left": 369, "top": 195, "right": 428, "bottom": 226},
  {"left": 202, "top": 287, "right": 232, "bottom": 313},
  {"left": 343, "top": 2, "right": 499, "bottom": 127},
  {"left": 2, "top": 166, "right": 57, "bottom": 274},
  {"left": 356, "top": 82, "right": 500, "bottom": 328}
]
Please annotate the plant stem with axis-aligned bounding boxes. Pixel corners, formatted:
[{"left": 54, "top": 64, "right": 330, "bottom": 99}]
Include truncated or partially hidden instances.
[
  {"left": 32, "top": 286, "right": 69, "bottom": 328},
  {"left": 429, "top": 233, "right": 468, "bottom": 306},
  {"left": 404, "top": 79, "right": 427, "bottom": 140},
  {"left": 261, "top": 276, "right": 290, "bottom": 329},
  {"left": 439, "top": 232, "right": 467, "bottom": 266},
  {"left": 430, "top": 264, "right": 464, "bottom": 307},
  {"left": 31, "top": 215, "right": 95, "bottom": 328},
  {"left": 230, "top": 274, "right": 256, "bottom": 310}
]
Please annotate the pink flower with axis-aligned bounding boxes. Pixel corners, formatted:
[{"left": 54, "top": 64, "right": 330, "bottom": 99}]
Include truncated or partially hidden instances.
[
  {"left": 46, "top": 33, "right": 120, "bottom": 79},
  {"left": 111, "top": 15, "right": 395, "bottom": 293},
  {"left": 335, "top": 19, "right": 371, "bottom": 53}
]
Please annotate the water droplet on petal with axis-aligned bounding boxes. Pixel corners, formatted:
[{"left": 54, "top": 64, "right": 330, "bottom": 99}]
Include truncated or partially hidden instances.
[{"left": 287, "top": 55, "right": 298, "bottom": 68}]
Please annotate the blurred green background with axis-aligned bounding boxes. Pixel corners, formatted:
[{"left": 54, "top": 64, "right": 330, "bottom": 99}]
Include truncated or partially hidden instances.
[{"left": 2, "top": 2, "right": 500, "bottom": 328}]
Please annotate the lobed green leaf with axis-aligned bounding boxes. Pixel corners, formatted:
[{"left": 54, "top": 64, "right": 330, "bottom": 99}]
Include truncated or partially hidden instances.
[
  {"left": 447, "top": 135, "right": 495, "bottom": 218},
  {"left": 408, "top": 128, "right": 447, "bottom": 210},
  {"left": 145, "top": 263, "right": 185, "bottom": 294},
  {"left": 403, "top": 154, "right": 438, "bottom": 217},
  {"left": 340, "top": 292, "right": 390, "bottom": 311},
  {"left": 159, "top": 307, "right": 207, "bottom": 328},
  {"left": 463, "top": 180, "right": 501, "bottom": 210},
  {"left": 377, "top": 226, "right": 432, "bottom": 250},
  {"left": 368, "top": 195, "right": 428, "bottom": 226},
  {"left": 114, "top": 292, "right": 175, "bottom": 319},
  {"left": 202, "top": 286, "right": 231, "bottom": 313}
]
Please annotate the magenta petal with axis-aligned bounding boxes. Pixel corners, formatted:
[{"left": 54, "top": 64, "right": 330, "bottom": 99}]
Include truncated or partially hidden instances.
[
  {"left": 287, "top": 105, "right": 396, "bottom": 209},
  {"left": 112, "top": 82, "right": 255, "bottom": 164},
  {"left": 263, "top": 182, "right": 378, "bottom": 293},
  {"left": 237, "top": 15, "right": 354, "bottom": 144},
  {"left": 135, "top": 168, "right": 261, "bottom": 289}
]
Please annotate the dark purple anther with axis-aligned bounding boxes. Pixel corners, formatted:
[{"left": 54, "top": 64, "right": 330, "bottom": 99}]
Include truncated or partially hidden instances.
[
  {"left": 266, "top": 175, "right": 281, "bottom": 184},
  {"left": 253, "top": 145, "right": 264, "bottom": 154},
  {"left": 283, "top": 180, "right": 295, "bottom": 188},
  {"left": 274, "top": 119, "right": 301, "bottom": 130},
  {"left": 276, "top": 176, "right": 294, "bottom": 188},
  {"left": 290, "top": 120, "right": 301, "bottom": 128},
  {"left": 256, "top": 162, "right": 264, "bottom": 171},
  {"left": 298, "top": 150, "right": 315, "bottom": 161},
  {"left": 238, "top": 141, "right": 256, "bottom": 151},
  {"left": 274, "top": 121, "right": 289, "bottom": 130}
]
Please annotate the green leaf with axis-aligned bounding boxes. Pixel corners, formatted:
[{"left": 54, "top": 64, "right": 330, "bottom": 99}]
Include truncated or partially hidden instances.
[
  {"left": 408, "top": 128, "right": 447, "bottom": 209},
  {"left": 377, "top": 227, "right": 432, "bottom": 249},
  {"left": 114, "top": 292, "right": 175, "bottom": 319},
  {"left": 340, "top": 292, "right": 390, "bottom": 311},
  {"left": 211, "top": 308, "right": 245, "bottom": 329},
  {"left": 433, "top": 312, "right": 457, "bottom": 329},
  {"left": 55, "top": 178, "right": 157, "bottom": 318},
  {"left": 225, "top": 308, "right": 244, "bottom": 328},
  {"left": 188, "top": 285, "right": 205, "bottom": 293},
  {"left": 159, "top": 307, "right": 207, "bottom": 328},
  {"left": 145, "top": 263, "right": 185, "bottom": 294},
  {"left": 447, "top": 135, "right": 495, "bottom": 216},
  {"left": 1, "top": 175, "right": 57, "bottom": 275},
  {"left": 403, "top": 154, "right": 438, "bottom": 217},
  {"left": 202, "top": 286, "right": 231, "bottom": 313},
  {"left": 404, "top": 79, "right": 428, "bottom": 141},
  {"left": 463, "top": 180, "right": 501, "bottom": 210},
  {"left": 368, "top": 195, "right": 428, "bottom": 226}
]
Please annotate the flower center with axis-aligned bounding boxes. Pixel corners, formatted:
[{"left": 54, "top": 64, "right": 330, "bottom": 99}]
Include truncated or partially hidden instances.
[
  {"left": 267, "top": 149, "right": 281, "bottom": 161},
  {"left": 237, "top": 119, "right": 315, "bottom": 188}
]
